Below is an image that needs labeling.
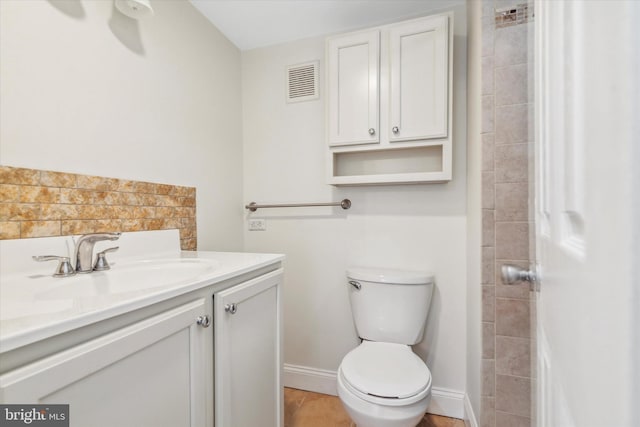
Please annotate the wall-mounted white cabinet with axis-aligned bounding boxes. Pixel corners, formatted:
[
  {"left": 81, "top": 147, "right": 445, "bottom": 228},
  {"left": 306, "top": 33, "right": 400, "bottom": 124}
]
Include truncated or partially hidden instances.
[{"left": 326, "top": 13, "right": 453, "bottom": 185}]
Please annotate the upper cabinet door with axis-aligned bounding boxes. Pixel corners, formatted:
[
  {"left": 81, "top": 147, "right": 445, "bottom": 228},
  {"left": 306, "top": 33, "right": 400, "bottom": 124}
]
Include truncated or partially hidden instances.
[
  {"left": 327, "top": 30, "right": 380, "bottom": 146},
  {"left": 389, "top": 16, "right": 449, "bottom": 142}
]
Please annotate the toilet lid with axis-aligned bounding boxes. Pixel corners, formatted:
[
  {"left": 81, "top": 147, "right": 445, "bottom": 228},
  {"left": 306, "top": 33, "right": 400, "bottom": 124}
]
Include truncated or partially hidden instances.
[{"left": 340, "top": 341, "right": 431, "bottom": 399}]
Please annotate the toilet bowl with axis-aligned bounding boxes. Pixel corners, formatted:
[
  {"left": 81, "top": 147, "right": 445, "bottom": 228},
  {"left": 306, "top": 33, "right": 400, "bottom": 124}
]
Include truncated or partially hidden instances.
[
  {"left": 337, "top": 267, "right": 435, "bottom": 427},
  {"left": 337, "top": 341, "right": 431, "bottom": 427}
]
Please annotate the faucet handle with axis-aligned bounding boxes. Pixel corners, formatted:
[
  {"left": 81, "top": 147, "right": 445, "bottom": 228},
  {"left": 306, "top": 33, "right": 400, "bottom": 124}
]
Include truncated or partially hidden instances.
[
  {"left": 33, "top": 255, "right": 76, "bottom": 277},
  {"left": 93, "top": 246, "right": 119, "bottom": 271}
]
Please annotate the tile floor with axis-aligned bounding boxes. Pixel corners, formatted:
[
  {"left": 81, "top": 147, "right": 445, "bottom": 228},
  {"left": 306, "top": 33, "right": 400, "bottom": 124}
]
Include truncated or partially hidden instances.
[{"left": 284, "top": 387, "right": 466, "bottom": 427}]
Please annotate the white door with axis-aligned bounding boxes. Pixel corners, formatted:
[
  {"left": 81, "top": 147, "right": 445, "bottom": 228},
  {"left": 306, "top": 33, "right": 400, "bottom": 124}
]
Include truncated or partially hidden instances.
[
  {"left": 214, "top": 269, "right": 283, "bottom": 427},
  {"left": 534, "top": 1, "right": 639, "bottom": 427}
]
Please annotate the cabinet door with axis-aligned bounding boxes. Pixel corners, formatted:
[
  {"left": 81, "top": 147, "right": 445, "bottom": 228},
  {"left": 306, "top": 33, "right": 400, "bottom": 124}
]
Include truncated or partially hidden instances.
[
  {"left": 0, "top": 299, "right": 211, "bottom": 427},
  {"left": 327, "top": 30, "right": 380, "bottom": 146},
  {"left": 214, "top": 269, "right": 283, "bottom": 427},
  {"left": 389, "top": 15, "right": 449, "bottom": 142}
]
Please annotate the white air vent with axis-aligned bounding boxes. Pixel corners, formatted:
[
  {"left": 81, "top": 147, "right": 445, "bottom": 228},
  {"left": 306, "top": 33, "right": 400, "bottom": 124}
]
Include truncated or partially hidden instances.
[{"left": 286, "top": 61, "right": 319, "bottom": 103}]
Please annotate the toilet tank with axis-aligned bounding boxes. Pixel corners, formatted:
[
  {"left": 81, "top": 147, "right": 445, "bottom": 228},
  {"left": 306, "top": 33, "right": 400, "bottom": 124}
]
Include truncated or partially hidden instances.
[{"left": 346, "top": 267, "right": 434, "bottom": 345}]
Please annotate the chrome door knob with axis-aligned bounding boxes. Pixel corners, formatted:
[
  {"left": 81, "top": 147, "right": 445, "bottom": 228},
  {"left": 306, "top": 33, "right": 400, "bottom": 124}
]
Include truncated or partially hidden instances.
[
  {"left": 368, "top": 128, "right": 376, "bottom": 135},
  {"left": 501, "top": 264, "right": 539, "bottom": 290},
  {"left": 196, "top": 315, "right": 211, "bottom": 327},
  {"left": 392, "top": 126, "right": 399, "bottom": 134},
  {"left": 224, "top": 303, "right": 237, "bottom": 314}
]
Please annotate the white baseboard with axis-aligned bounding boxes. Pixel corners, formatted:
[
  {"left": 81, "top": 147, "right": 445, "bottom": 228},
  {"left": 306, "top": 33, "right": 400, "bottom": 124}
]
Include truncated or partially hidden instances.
[
  {"left": 463, "top": 394, "right": 479, "bottom": 427},
  {"left": 283, "top": 364, "right": 466, "bottom": 419},
  {"left": 283, "top": 363, "right": 338, "bottom": 396}
]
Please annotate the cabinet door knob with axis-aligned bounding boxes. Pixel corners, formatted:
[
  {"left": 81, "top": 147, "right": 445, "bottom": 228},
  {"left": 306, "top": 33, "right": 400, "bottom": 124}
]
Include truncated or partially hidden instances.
[
  {"left": 224, "top": 303, "right": 237, "bottom": 314},
  {"left": 368, "top": 128, "right": 376, "bottom": 135},
  {"left": 392, "top": 126, "right": 399, "bottom": 134},
  {"left": 196, "top": 315, "right": 211, "bottom": 327}
]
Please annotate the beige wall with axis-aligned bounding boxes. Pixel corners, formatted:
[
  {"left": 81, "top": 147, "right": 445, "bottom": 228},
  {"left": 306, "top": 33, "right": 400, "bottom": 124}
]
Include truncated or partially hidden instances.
[
  {"left": 0, "top": 0, "right": 243, "bottom": 251},
  {"left": 242, "top": 5, "right": 469, "bottom": 415}
]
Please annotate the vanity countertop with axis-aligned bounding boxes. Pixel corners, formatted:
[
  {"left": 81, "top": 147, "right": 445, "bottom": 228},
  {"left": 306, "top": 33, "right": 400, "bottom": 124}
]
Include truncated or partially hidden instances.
[{"left": 0, "top": 245, "right": 283, "bottom": 353}]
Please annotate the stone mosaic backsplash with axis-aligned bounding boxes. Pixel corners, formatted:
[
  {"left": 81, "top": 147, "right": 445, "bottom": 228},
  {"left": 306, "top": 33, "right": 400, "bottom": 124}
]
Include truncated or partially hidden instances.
[{"left": 0, "top": 166, "right": 197, "bottom": 250}]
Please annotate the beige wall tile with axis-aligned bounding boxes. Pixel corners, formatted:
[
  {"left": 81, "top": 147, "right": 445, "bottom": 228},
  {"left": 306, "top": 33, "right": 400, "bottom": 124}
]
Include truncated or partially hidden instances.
[
  {"left": 40, "top": 204, "right": 80, "bottom": 221},
  {"left": 0, "top": 166, "right": 40, "bottom": 185},
  {"left": 495, "top": 222, "right": 529, "bottom": 260},
  {"left": 40, "top": 171, "right": 77, "bottom": 188},
  {"left": 482, "top": 95, "right": 495, "bottom": 134},
  {"left": 21, "top": 221, "right": 61, "bottom": 238},
  {"left": 496, "top": 336, "right": 531, "bottom": 377},
  {"left": 495, "top": 375, "right": 531, "bottom": 417},
  {"left": 19, "top": 186, "right": 60, "bottom": 204},
  {"left": 180, "top": 226, "right": 196, "bottom": 239},
  {"left": 156, "top": 184, "right": 174, "bottom": 195},
  {"left": 134, "top": 181, "right": 158, "bottom": 194},
  {"left": 482, "top": 210, "right": 495, "bottom": 247},
  {"left": 495, "top": 104, "right": 529, "bottom": 144},
  {"left": 0, "top": 221, "right": 20, "bottom": 239},
  {"left": 494, "top": 23, "right": 528, "bottom": 67},
  {"left": 483, "top": 322, "right": 495, "bottom": 359},
  {"left": 482, "top": 17, "right": 494, "bottom": 57},
  {"left": 482, "top": 247, "right": 495, "bottom": 284},
  {"left": 0, "top": 203, "right": 40, "bottom": 221},
  {"left": 60, "top": 188, "right": 94, "bottom": 205},
  {"left": 76, "top": 175, "right": 114, "bottom": 191},
  {"left": 121, "top": 219, "right": 145, "bottom": 232},
  {"left": 495, "top": 182, "right": 528, "bottom": 221},
  {"left": 482, "top": 133, "right": 495, "bottom": 171},
  {"left": 495, "top": 143, "right": 528, "bottom": 183},
  {"left": 482, "top": 359, "right": 496, "bottom": 397},
  {"left": 482, "top": 56, "right": 495, "bottom": 95},
  {"left": 495, "top": 411, "right": 530, "bottom": 427},
  {"left": 480, "top": 396, "right": 496, "bottom": 427},
  {"left": 495, "top": 64, "right": 528, "bottom": 106},
  {"left": 0, "top": 184, "right": 20, "bottom": 202},
  {"left": 483, "top": 285, "right": 496, "bottom": 323},
  {"left": 0, "top": 167, "right": 196, "bottom": 250},
  {"left": 482, "top": 172, "right": 495, "bottom": 209},
  {"left": 496, "top": 298, "right": 530, "bottom": 338}
]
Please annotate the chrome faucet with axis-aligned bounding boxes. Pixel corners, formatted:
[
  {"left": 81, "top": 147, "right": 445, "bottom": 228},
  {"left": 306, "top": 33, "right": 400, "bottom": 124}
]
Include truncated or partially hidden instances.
[{"left": 73, "top": 232, "right": 121, "bottom": 273}]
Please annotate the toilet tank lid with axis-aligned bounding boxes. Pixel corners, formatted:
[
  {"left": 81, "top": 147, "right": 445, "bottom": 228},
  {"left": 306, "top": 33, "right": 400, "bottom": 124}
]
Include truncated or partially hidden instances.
[{"left": 347, "top": 267, "right": 434, "bottom": 285}]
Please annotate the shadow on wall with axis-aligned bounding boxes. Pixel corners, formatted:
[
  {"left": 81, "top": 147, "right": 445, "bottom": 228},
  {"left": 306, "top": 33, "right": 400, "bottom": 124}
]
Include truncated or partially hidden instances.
[
  {"left": 414, "top": 282, "right": 441, "bottom": 371},
  {"left": 46, "top": 0, "right": 85, "bottom": 19},
  {"left": 108, "top": 3, "right": 145, "bottom": 55}
]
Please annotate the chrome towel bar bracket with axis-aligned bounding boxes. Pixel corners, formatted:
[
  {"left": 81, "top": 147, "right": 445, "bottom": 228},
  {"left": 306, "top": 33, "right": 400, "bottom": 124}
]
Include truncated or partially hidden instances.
[{"left": 245, "top": 199, "right": 351, "bottom": 212}]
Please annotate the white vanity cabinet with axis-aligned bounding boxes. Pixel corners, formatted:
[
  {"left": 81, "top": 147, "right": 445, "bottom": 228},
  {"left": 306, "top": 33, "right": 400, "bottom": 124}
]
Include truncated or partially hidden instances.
[
  {"left": 214, "top": 269, "right": 283, "bottom": 427},
  {"left": 326, "top": 13, "right": 453, "bottom": 185},
  {"left": 0, "top": 258, "right": 284, "bottom": 427},
  {"left": 0, "top": 299, "right": 212, "bottom": 427}
]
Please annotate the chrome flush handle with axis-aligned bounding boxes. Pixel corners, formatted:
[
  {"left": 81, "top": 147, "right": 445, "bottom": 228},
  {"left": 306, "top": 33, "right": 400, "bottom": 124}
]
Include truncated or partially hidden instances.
[{"left": 348, "top": 280, "right": 361, "bottom": 290}]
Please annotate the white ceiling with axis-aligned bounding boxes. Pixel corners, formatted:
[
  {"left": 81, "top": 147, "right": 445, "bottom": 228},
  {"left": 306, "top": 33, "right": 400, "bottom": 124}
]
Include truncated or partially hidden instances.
[{"left": 189, "top": 0, "right": 464, "bottom": 51}]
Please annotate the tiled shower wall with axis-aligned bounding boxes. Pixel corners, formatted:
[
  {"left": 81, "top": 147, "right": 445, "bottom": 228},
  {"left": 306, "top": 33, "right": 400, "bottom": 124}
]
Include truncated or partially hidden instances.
[
  {"left": 0, "top": 166, "right": 197, "bottom": 250},
  {"left": 481, "top": 2, "right": 533, "bottom": 427}
]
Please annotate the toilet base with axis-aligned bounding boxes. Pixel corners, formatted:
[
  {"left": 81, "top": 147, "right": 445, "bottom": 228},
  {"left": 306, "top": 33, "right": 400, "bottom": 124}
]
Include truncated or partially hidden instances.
[{"left": 337, "top": 370, "right": 431, "bottom": 427}]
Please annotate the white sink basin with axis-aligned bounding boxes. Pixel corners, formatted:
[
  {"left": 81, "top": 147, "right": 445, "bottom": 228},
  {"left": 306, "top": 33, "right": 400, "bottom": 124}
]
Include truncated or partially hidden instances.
[{"left": 32, "top": 258, "right": 218, "bottom": 300}]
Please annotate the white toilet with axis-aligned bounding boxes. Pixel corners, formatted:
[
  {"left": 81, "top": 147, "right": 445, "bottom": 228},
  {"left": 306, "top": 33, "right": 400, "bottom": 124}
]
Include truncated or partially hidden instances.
[{"left": 337, "top": 267, "right": 434, "bottom": 427}]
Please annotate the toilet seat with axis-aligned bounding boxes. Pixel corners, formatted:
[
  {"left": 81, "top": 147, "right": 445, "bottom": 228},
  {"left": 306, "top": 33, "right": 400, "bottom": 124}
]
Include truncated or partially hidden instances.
[{"left": 339, "top": 341, "right": 431, "bottom": 406}]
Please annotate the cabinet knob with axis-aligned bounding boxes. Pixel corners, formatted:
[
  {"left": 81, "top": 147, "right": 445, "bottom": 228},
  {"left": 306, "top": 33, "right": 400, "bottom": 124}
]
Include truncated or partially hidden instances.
[
  {"left": 224, "top": 303, "right": 237, "bottom": 314},
  {"left": 392, "top": 126, "right": 399, "bottom": 134},
  {"left": 196, "top": 315, "right": 211, "bottom": 327},
  {"left": 368, "top": 128, "right": 376, "bottom": 136}
]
